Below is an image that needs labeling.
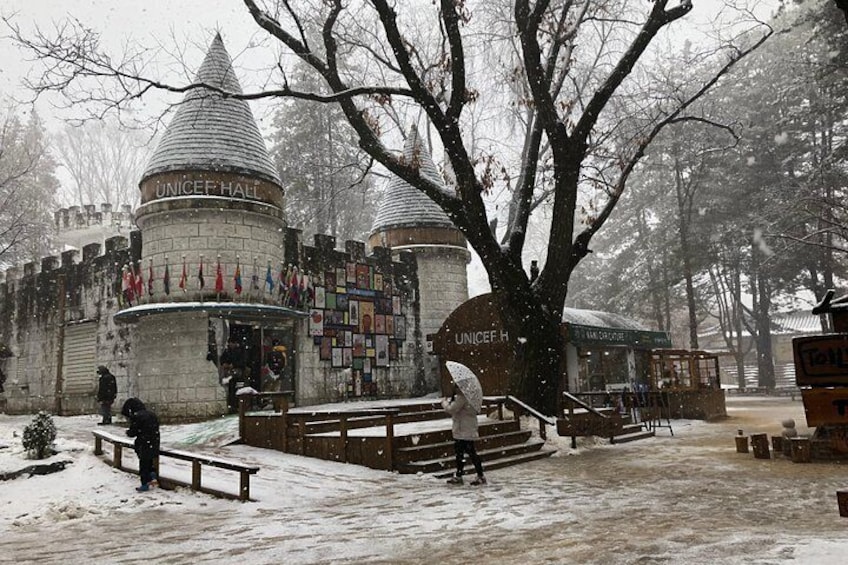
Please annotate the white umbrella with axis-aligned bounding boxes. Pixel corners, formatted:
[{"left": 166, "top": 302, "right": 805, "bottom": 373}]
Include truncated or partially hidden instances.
[{"left": 445, "top": 361, "right": 484, "bottom": 413}]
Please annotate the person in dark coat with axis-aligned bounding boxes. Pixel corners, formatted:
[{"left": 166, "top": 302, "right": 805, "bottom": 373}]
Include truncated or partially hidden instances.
[
  {"left": 121, "top": 397, "right": 160, "bottom": 492},
  {"left": 95, "top": 365, "right": 118, "bottom": 425}
]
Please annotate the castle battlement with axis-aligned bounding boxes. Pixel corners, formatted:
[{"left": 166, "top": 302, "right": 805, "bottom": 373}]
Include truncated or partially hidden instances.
[
  {"left": 54, "top": 203, "right": 135, "bottom": 235},
  {"left": 0, "top": 235, "right": 130, "bottom": 286}
]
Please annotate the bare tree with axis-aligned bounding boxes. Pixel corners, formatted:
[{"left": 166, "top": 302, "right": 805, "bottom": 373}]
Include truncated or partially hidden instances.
[
  {"left": 8, "top": 1, "right": 773, "bottom": 413},
  {"left": 0, "top": 105, "right": 58, "bottom": 266},
  {"left": 53, "top": 117, "right": 152, "bottom": 209}
]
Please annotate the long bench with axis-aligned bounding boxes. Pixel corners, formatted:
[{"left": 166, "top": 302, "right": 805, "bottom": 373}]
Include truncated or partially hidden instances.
[{"left": 92, "top": 429, "right": 259, "bottom": 501}]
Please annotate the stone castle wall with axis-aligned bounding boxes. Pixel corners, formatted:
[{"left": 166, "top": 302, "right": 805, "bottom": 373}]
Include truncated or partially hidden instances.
[{"left": 0, "top": 222, "right": 428, "bottom": 420}]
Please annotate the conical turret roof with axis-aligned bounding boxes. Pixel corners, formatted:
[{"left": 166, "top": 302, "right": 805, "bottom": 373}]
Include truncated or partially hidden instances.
[
  {"left": 140, "top": 33, "right": 281, "bottom": 186},
  {"left": 370, "top": 125, "right": 455, "bottom": 234}
]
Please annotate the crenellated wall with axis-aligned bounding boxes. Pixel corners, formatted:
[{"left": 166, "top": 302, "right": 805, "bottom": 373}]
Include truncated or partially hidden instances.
[
  {"left": 0, "top": 233, "right": 138, "bottom": 415},
  {"left": 0, "top": 224, "right": 427, "bottom": 421}
]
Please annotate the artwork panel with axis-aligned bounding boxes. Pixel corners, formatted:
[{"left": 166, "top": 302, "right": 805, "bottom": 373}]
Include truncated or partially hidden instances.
[
  {"left": 386, "top": 315, "right": 394, "bottom": 336},
  {"left": 374, "top": 273, "right": 383, "bottom": 293},
  {"left": 342, "top": 347, "right": 352, "bottom": 366},
  {"left": 356, "top": 264, "right": 370, "bottom": 289},
  {"left": 375, "top": 314, "right": 386, "bottom": 334},
  {"left": 360, "top": 301, "right": 375, "bottom": 333},
  {"left": 314, "top": 286, "right": 326, "bottom": 309},
  {"left": 336, "top": 268, "right": 347, "bottom": 288},
  {"left": 309, "top": 309, "right": 324, "bottom": 336},
  {"left": 319, "top": 338, "right": 332, "bottom": 360},
  {"left": 375, "top": 335, "right": 389, "bottom": 367},
  {"left": 336, "top": 293, "right": 349, "bottom": 312},
  {"left": 325, "top": 270, "right": 336, "bottom": 289},
  {"left": 326, "top": 292, "right": 337, "bottom": 310},
  {"left": 346, "top": 262, "right": 356, "bottom": 283},
  {"left": 332, "top": 347, "right": 343, "bottom": 368}
]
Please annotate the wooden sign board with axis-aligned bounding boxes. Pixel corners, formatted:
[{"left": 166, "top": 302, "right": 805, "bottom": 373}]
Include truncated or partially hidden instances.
[
  {"left": 792, "top": 334, "right": 848, "bottom": 387},
  {"left": 801, "top": 388, "right": 848, "bottom": 427}
]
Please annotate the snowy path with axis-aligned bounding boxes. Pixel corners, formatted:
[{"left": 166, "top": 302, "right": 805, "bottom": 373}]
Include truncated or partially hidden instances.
[{"left": 2, "top": 397, "right": 847, "bottom": 564}]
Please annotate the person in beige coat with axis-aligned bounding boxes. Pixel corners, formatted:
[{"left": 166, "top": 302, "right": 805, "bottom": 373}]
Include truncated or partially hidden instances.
[{"left": 442, "top": 384, "right": 486, "bottom": 485}]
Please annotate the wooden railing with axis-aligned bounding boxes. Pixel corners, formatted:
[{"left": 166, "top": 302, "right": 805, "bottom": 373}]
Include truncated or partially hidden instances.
[
  {"left": 93, "top": 429, "right": 259, "bottom": 501},
  {"left": 494, "top": 396, "right": 556, "bottom": 440}
]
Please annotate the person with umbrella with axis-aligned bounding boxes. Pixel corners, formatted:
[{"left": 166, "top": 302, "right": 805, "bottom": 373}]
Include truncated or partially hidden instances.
[{"left": 442, "top": 361, "right": 487, "bottom": 486}]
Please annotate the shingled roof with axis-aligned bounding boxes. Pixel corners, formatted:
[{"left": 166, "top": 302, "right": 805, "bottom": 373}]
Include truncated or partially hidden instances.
[
  {"left": 140, "top": 33, "right": 281, "bottom": 186},
  {"left": 370, "top": 125, "right": 455, "bottom": 233}
]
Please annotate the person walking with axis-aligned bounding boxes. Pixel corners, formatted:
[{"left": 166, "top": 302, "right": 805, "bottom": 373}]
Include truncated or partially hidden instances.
[
  {"left": 121, "top": 397, "right": 160, "bottom": 492},
  {"left": 442, "top": 383, "right": 486, "bottom": 486},
  {"left": 95, "top": 365, "right": 118, "bottom": 425}
]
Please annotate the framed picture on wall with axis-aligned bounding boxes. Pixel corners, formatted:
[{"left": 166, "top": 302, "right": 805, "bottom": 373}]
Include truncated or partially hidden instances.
[
  {"left": 346, "top": 262, "right": 356, "bottom": 283},
  {"left": 342, "top": 347, "right": 352, "bottom": 366},
  {"left": 360, "top": 301, "right": 375, "bottom": 333},
  {"left": 336, "top": 268, "right": 346, "bottom": 289},
  {"left": 314, "top": 286, "right": 326, "bottom": 309},
  {"left": 309, "top": 309, "right": 324, "bottom": 336},
  {"left": 356, "top": 264, "right": 370, "bottom": 289},
  {"left": 374, "top": 272, "right": 383, "bottom": 293},
  {"left": 375, "top": 314, "right": 386, "bottom": 334},
  {"left": 332, "top": 347, "right": 343, "bottom": 368},
  {"left": 394, "top": 315, "right": 406, "bottom": 339},
  {"left": 375, "top": 335, "right": 389, "bottom": 367},
  {"left": 325, "top": 270, "right": 336, "bottom": 289},
  {"left": 349, "top": 300, "right": 360, "bottom": 327},
  {"left": 319, "top": 338, "right": 332, "bottom": 360},
  {"left": 353, "top": 333, "right": 365, "bottom": 357},
  {"left": 386, "top": 315, "right": 394, "bottom": 336}
]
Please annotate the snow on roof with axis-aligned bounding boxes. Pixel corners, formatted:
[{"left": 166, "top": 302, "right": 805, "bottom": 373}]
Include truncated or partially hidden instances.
[
  {"left": 140, "top": 33, "right": 281, "bottom": 186},
  {"left": 562, "top": 306, "right": 649, "bottom": 330},
  {"left": 699, "top": 310, "right": 823, "bottom": 338},
  {"left": 370, "top": 124, "right": 456, "bottom": 233}
]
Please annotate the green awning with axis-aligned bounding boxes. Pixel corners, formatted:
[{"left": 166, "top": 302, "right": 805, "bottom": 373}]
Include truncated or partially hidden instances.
[{"left": 565, "top": 323, "right": 671, "bottom": 349}]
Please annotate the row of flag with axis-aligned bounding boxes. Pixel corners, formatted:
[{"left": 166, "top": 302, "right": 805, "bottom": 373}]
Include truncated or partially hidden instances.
[{"left": 118, "top": 258, "right": 313, "bottom": 309}]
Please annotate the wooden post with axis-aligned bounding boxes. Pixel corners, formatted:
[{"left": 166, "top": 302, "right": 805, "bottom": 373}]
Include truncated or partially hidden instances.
[
  {"left": 385, "top": 413, "right": 395, "bottom": 471},
  {"left": 339, "top": 415, "right": 348, "bottom": 463},
  {"left": 238, "top": 395, "right": 247, "bottom": 440},
  {"left": 837, "top": 491, "right": 848, "bottom": 518},
  {"left": 240, "top": 471, "right": 250, "bottom": 502},
  {"left": 771, "top": 436, "right": 784, "bottom": 453},
  {"left": 735, "top": 430, "right": 749, "bottom": 453},
  {"left": 299, "top": 420, "right": 307, "bottom": 455},
  {"left": 114, "top": 444, "right": 123, "bottom": 468},
  {"left": 751, "top": 433, "right": 770, "bottom": 459},
  {"left": 539, "top": 421, "right": 547, "bottom": 441},
  {"left": 790, "top": 438, "right": 812, "bottom": 463},
  {"left": 94, "top": 435, "right": 103, "bottom": 456},
  {"left": 192, "top": 460, "right": 202, "bottom": 491}
]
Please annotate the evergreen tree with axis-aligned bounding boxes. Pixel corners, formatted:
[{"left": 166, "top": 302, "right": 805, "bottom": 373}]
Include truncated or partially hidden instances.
[{"left": 22, "top": 411, "right": 57, "bottom": 460}]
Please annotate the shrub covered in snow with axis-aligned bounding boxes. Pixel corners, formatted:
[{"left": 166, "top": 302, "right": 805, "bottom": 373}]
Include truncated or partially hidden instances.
[{"left": 22, "top": 411, "right": 57, "bottom": 459}]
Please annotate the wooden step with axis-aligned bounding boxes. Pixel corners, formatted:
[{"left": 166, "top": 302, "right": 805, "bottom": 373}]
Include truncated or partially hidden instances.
[
  {"left": 394, "top": 429, "right": 533, "bottom": 464},
  {"left": 431, "top": 448, "right": 557, "bottom": 479},
  {"left": 397, "top": 438, "right": 549, "bottom": 474},
  {"left": 392, "top": 419, "right": 521, "bottom": 448},
  {"left": 610, "top": 428, "right": 655, "bottom": 444}
]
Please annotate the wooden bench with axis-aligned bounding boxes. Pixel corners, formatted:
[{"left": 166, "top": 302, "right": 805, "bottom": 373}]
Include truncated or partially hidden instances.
[{"left": 93, "top": 429, "right": 259, "bottom": 501}]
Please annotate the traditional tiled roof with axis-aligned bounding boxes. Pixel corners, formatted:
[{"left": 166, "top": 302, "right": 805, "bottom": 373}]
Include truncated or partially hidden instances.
[
  {"left": 698, "top": 310, "right": 823, "bottom": 338},
  {"left": 140, "top": 33, "right": 281, "bottom": 186},
  {"left": 562, "top": 307, "right": 649, "bottom": 330},
  {"left": 370, "top": 125, "right": 455, "bottom": 233}
]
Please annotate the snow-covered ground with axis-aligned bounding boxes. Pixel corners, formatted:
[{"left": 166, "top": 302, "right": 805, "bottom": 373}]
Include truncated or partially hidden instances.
[{"left": 1, "top": 396, "right": 847, "bottom": 564}]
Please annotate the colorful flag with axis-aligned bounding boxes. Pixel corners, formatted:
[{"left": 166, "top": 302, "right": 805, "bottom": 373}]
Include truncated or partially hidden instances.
[
  {"left": 277, "top": 261, "right": 288, "bottom": 299},
  {"left": 288, "top": 266, "right": 299, "bottom": 307},
  {"left": 198, "top": 257, "right": 205, "bottom": 290},
  {"left": 134, "top": 262, "right": 144, "bottom": 298},
  {"left": 179, "top": 257, "right": 187, "bottom": 291},
  {"left": 251, "top": 258, "right": 259, "bottom": 292},
  {"left": 298, "top": 273, "right": 307, "bottom": 309},
  {"left": 121, "top": 265, "right": 135, "bottom": 306},
  {"left": 265, "top": 263, "right": 274, "bottom": 293},
  {"left": 147, "top": 260, "right": 154, "bottom": 296},
  {"left": 163, "top": 259, "right": 171, "bottom": 295},
  {"left": 215, "top": 257, "right": 224, "bottom": 293},
  {"left": 234, "top": 259, "right": 242, "bottom": 295}
]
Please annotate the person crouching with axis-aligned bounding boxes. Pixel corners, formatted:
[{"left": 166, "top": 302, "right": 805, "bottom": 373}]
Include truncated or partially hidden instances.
[
  {"left": 442, "top": 384, "right": 486, "bottom": 486},
  {"left": 121, "top": 398, "right": 160, "bottom": 492}
]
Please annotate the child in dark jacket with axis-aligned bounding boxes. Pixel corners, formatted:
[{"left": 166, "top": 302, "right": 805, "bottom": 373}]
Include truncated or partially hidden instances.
[{"left": 121, "top": 398, "right": 160, "bottom": 492}]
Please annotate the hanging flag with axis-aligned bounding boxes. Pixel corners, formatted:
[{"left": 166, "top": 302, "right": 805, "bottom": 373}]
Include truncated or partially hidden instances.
[
  {"left": 179, "top": 256, "right": 187, "bottom": 291},
  {"left": 147, "top": 260, "right": 154, "bottom": 296},
  {"left": 251, "top": 257, "right": 260, "bottom": 292},
  {"left": 198, "top": 256, "right": 205, "bottom": 290},
  {"left": 121, "top": 265, "right": 135, "bottom": 306},
  {"left": 305, "top": 274, "right": 314, "bottom": 308},
  {"left": 215, "top": 257, "right": 224, "bottom": 294},
  {"left": 234, "top": 258, "right": 243, "bottom": 295},
  {"left": 265, "top": 263, "right": 274, "bottom": 293},
  {"left": 298, "top": 273, "right": 307, "bottom": 309},
  {"left": 277, "top": 261, "right": 288, "bottom": 300},
  {"left": 288, "top": 266, "right": 299, "bottom": 307},
  {"left": 163, "top": 259, "right": 171, "bottom": 296},
  {"left": 134, "top": 262, "right": 144, "bottom": 298}
]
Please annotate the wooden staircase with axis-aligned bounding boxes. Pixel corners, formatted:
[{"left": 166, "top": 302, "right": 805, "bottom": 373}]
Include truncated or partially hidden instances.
[
  {"left": 558, "top": 393, "right": 660, "bottom": 446},
  {"left": 394, "top": 417, "right": 556, "bottom": 477}
]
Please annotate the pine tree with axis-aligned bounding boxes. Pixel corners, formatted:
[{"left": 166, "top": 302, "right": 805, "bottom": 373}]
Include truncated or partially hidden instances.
[{"left": 22, "top": 411, "right": 57, "bottom": 460}]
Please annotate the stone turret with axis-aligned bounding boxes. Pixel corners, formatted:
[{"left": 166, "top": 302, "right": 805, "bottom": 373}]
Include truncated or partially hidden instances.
[
  {"left": 368, "top": 125, "right": 469, "bottom": 390},
  {"left": 135, "top": 32, "right": 285, "bottom": 304}
]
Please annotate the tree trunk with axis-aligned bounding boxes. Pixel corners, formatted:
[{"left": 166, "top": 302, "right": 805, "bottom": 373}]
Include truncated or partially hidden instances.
[{"left": 754, "top": 271, "right": 776, "bottom": 389}]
